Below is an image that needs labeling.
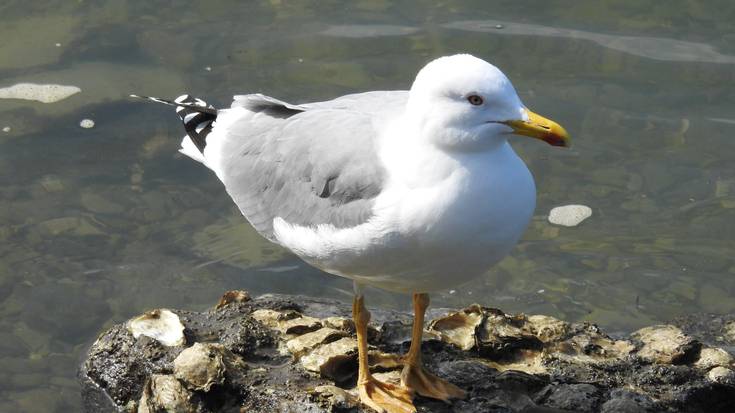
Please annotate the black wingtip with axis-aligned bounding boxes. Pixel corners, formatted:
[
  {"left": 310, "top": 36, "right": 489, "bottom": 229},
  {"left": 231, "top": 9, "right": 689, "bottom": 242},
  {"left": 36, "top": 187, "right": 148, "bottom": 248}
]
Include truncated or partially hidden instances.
[
  {"left": 130, "top": 94, "right": 218, "bottom": 115},
  {"left": 132, "top": 94, "right": 217, "bottom": 153}
]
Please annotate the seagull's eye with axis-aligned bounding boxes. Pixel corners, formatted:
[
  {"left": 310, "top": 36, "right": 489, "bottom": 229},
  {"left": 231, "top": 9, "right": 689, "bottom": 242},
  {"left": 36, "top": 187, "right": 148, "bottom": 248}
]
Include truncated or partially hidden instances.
[{"left": 467, "top": 95, "right": 484, "bottom": 106}]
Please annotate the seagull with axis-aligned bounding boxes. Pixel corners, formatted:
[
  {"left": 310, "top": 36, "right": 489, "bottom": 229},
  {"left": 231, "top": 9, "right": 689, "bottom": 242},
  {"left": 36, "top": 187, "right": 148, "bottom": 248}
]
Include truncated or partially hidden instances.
[{"left": 133, "top": 54, "right": 570, "bottom": 413}]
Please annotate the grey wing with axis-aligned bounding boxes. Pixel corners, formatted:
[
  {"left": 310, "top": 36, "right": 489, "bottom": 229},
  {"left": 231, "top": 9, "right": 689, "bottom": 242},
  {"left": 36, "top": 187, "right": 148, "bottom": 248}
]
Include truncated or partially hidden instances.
[{"left": 213, "top": 93, "right": 401, "bottom": 242}]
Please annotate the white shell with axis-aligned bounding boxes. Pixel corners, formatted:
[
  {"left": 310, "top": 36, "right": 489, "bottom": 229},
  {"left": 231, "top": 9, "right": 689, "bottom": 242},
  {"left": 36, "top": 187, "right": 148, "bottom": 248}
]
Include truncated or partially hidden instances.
[
  {"left": 548, "top": 204, "right": 592, "bottom": 227},
  {"left": 127, "top": 309, "right": 185, "bottom": 347}
]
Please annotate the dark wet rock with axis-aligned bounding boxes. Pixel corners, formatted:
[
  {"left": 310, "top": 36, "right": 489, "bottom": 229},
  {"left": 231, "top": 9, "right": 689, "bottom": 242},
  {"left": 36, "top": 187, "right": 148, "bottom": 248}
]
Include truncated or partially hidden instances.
[
  {"left": 80, "top": 291, "right": 735, "bottom": 412},
  {"left": 534, "top": 383, "right": 600, "bottom": 412},
  {"left": 599, "top": 389, "right": 657, "bottom": 413}
]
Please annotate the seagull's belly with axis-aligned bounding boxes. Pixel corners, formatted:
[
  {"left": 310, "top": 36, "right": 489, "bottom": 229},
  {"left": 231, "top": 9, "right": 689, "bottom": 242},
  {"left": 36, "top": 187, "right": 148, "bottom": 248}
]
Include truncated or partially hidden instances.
[
  {"left": 273, "top": 145, "right": 536, "bottom": 293},
  {"left": 331, "top": 150, "right": 536, "bottom": 292}
]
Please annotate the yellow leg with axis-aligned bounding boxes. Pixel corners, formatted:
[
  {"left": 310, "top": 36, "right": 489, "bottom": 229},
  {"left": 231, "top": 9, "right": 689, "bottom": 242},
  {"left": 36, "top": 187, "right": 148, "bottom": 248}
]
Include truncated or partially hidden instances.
[
  {"left": 400, "top": 293, "right": 466, "bottom": 401},
  {"left": 353, "top": 295, "right": 415, "bottom": 413}
]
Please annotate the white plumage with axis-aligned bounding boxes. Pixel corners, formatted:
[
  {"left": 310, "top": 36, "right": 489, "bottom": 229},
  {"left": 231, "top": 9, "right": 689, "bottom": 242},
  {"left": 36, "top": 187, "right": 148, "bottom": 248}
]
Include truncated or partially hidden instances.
[
  {"left": 140, "top": 53, "right": 569, "bottom": 413},
  {"left": 180, "top": 54, "right": 563, "bottom": 293}
]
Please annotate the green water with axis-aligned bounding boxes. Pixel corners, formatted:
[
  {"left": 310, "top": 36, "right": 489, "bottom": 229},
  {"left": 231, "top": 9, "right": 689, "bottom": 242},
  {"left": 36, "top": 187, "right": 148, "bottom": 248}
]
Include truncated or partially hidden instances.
[{"left": 1, "top": 1, "right": 734, "bottom": 411}]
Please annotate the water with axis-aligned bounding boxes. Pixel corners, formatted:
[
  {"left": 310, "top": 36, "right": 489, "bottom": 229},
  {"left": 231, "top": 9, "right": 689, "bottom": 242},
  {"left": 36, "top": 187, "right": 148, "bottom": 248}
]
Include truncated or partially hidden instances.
[{"left": 1, "top": 1, "right": 734, "bottom": 411}]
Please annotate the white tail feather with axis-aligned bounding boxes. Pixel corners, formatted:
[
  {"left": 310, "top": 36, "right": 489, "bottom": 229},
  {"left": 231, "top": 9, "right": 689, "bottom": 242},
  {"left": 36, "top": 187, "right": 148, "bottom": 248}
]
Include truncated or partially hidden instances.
[{"left": 179, "top": 136, "right": 206, "bottom": 164}]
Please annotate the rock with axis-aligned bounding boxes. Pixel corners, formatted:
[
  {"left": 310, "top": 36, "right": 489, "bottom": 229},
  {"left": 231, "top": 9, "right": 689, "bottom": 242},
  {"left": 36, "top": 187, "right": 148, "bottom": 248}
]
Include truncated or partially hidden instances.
[
  {"left": 599, "top": 389, "right": 657, "bottom": 413},
  {"left": 708, "top": 366, "right": 735, "bottom": 385},
  {"left": 250, "top": 308, "right": 286, "bottom": 329},
  {"left": 378, "top": 320, "right": 440, "bottom": 345},
  {"left": 0, "top": 83, "right": 80, "bottom": 103},
  {"left": 632, "top": 325, "right": 701, "bottom": 364},
  {"left": 322, "top": 316, "right": 355, "bottom": 333},
  {"left": 173, "top": 343, "right": 226, "bottom": 392},
  {"left": 251, "top": 309, "right": 322, "bottom": 335},
  {"left": 548, "top": 204, "right": 593, "bottom": 226},
  {"left": 526, "top": 314, "right": 570, "bottom": 343},
  {"left": 535, "top": 383, "right": 600, "bottom": 412},
  {"left": 215, "top": 290, "right": 251, "bottom": 309},
  {"left": 300, "top": 337, "right": 358, "bottom": 383},
  {"left": 695, "top": 347, "right": 734, "bottom": 369},
  {"left": 310, "top": 385, "right": 357, "bottom": 410},
  {"left": 286, "top": 327, "right": 346, "bottom": 357},
  {"left": 138, "top": 374, "right": 194, "bottom": 413},
  {"left": 477, "top": 310, "right": 544, "bottom": 359},
  {"left": 727, "top": 321, "right": 735, "bottom": 341},
  {"left": 279, "top": 315, "right": 322, "bottom": 335},
  {"left": 80, "top": 192, "right": 124, "bottom": 214},
  {"left": 428, "top": 305, "right": 483, "bottom": 350},
  {"left": 127, "top": 309, "right": 186, "bottom": 347},
  {"left": 37, "top": 216, "right": 105, "bottom": 237},
  {"left": 81, "top": 292, "right": 735, "bottom": 413}
]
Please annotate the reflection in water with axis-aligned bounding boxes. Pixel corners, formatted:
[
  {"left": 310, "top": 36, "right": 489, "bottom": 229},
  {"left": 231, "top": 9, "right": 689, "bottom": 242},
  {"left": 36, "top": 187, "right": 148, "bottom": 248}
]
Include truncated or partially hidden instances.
[{"left": 444, "top": 20, "right": 735, "bottom": 64}]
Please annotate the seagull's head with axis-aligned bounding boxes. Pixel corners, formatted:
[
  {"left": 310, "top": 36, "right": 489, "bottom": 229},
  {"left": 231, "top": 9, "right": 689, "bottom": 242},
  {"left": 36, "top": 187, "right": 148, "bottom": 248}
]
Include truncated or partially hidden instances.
[{"left": 407, "top": 54, "right": 570, "bottom": 152}]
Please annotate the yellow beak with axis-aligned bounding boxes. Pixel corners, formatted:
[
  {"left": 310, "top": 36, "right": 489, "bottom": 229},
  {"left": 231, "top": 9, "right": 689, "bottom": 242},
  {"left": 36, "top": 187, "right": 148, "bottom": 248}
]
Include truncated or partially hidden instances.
[{"left": 502, "top": 108, "right": 571, "bottom": 147}]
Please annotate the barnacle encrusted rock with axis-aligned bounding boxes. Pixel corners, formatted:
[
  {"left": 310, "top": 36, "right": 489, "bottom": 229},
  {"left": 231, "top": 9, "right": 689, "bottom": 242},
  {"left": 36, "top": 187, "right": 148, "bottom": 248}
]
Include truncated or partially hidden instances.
[
  {"left": 216, "top": 289, "right": 251, "bottom": 309},
  {"left": 300, "top": 337, "right": 358, "bottom": 383},
  {"left": 695, "top": 347, "right": 734, "bottom": 370},
  {"left": 137, "top": 374, "right": 194, "bottom": 413},
  {"left": 127, "top": 309, "right": 185, "bottom": 347},
  {"left": 526, "top": 315, "right": 571, "bottom": 343},
  {"left": 632, "top": 324, "right": 701, "bottom": 364},
  {"left": 286, "top": 327, "right": 346, "bottom": 357},
  {"left": 82, "top": 292, "right": 735, "bottom": 413},
  {"left": 251, "top": 309, "right": 322, "bottom": 335},
  {"left": 173, "top": 343, "right": 226, "bottom": 392},
  {"left": 708, "top": 366, "right": 735, "bottom": 385},
  {"left": 428, "top": 305, "right": 483, "bottom": 350}
]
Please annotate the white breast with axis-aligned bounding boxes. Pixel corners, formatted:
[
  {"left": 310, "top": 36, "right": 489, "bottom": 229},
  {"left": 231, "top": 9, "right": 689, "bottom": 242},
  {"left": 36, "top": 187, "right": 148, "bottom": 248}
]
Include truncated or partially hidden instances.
[{"left": 272, "top": 141, "right": 536, "bottom": 293}]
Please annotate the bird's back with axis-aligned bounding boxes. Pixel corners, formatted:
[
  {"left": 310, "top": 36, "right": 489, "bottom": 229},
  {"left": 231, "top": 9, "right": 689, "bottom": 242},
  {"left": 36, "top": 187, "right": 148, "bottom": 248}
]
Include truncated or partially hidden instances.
[{"left": 199, "top": 91, "right": 407, "bottom": 241}]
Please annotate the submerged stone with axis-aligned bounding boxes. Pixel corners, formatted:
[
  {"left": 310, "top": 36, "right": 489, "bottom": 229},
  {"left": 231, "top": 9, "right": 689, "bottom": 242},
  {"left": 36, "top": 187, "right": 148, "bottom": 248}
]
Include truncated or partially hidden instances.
[
  {"left": 548, "top": 204, "right": 593, "bottom": 227},
  {"left": 0, "top": 83, "right": 80, "bottom": 103}
]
